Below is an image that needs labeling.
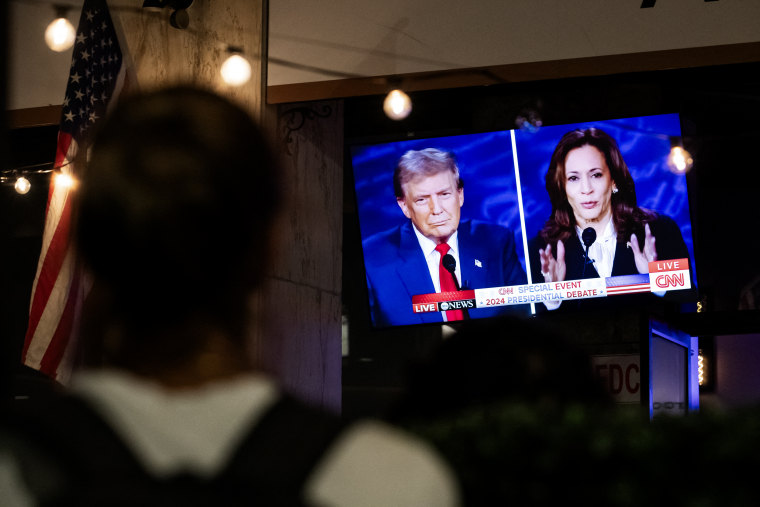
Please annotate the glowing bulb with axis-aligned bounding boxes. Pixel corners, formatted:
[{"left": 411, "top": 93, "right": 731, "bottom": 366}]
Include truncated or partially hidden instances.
[
  {"left": 45, "top": 17, "right": 76, "bottom": 52},
  {"left": 54, "top": 172, "right": 77, "bottom": 189},
  {"left": 15, "top": 176, "right": 31, "bottom": 195},
  {"left": 221, "top": 54, "right": 251, "bottom": 86},
  {"left": 698, "top": 350, "right": 706, "bottom": 386},
  {"left": 383, "top": 89, "right": 412, "bottom": 120},
  {"left": 667, "top": 146, "right": 693, "bottom": 174}
]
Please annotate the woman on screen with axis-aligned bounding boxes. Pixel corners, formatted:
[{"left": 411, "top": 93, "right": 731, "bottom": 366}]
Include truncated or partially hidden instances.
[{"left": 528, "top": 128, "right": 690, "bottom": 308}]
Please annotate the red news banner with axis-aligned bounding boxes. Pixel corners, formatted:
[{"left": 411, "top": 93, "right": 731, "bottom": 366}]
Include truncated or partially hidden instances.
[{"left": 412, "top": 258, "right": 691, "bottom": 313}]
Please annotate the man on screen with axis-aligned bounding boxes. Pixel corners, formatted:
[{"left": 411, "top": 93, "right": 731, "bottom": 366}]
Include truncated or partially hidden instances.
[{"left": 363, "top": 148, "right": 528, "bottom": 327}]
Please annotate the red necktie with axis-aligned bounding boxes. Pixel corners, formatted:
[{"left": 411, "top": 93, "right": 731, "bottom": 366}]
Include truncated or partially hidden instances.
[{"left": 435, "top": 243, "right": 464, "bottom": 322}]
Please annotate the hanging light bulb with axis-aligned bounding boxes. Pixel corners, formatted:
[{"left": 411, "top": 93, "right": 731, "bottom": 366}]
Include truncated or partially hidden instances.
[
  {"left": 220, "top": 47, "right": 251, "bottom": 86},
  {"left": 14, "top": 175, "right": 31, "bottom": 195},
  {"left": 667, "top": 146, "right": 693, "bottom": 174},
  {"left": 383, "top": 89, "right": 412, "bottom": 120},
  {"left": 54, "top": 171, "right": 77, "bottom": 190},
  {"left": 45, "top": 7, "right": 76, "bottom": 52}
]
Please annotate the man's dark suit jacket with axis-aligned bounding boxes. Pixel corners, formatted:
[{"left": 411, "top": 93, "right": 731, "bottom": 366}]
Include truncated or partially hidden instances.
[
  {"left": 363, "top": 219, "right": 528, "bottom": 328},
  {"left": 528, "top": 213, "right": 693, "bottom": 312}
]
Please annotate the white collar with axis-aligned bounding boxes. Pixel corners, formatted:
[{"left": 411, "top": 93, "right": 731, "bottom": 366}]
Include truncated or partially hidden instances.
[
  {"left": 71, "top": 369, "right": 279, "bottom": 478},
  {"left": 575, "top": 216, "right": 616, "bottom": 243},
  {"left": 411, "top": 224, "right": 459, "bottom": 259}
]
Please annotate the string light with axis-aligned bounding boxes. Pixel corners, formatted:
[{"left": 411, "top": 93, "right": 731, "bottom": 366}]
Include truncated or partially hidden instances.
[
  {"left": 45, "top": 6, "right": 76, "bottom": 52},
  {"left": 698, "top": 349, "right": 706, "bottom": 386},
  {"left": 667, "top": 145, "right": 693, "bottom": 174},
  {"left": 14, "top": 176, "right": 32, "bottom": 195},
  {"left": 2, "top": 165, "right": 54, "bottom": 196},
  {"left": 54, "top": 171, "right": 77, "bottom": 190},
  {"left": 383, "top": 89, "right": 412, "bottom": 120},
  {"left": 220, "top": 47, "right": 251, "bottom": 86}
]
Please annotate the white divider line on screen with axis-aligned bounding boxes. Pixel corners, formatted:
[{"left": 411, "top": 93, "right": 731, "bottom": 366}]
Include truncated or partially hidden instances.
[{"left": 510, "top": 129, "right": 535, "bottom": 314}]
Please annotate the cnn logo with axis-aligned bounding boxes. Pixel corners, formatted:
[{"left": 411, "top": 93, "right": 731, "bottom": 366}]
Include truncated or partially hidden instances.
[{"left": 655, "top": 273, "right": 685, "bottom": 289}]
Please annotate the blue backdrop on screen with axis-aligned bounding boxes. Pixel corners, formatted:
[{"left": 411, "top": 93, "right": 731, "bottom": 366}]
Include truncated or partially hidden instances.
[
  {"left": 350, "top": 113, "right": 696, "bottom": 280},
  {"left": 350, "top": 131, "right": 527, "bottom": 270}
]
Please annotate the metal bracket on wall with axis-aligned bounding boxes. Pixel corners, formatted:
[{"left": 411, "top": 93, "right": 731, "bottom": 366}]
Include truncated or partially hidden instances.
[{"left": 279, "top": 104, "right": 333, "bottom": 156}]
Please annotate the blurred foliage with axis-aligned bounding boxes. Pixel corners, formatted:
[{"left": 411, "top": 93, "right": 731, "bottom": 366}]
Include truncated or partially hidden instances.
[{"left": 402, "top": 402, "right": 760, "bottom": 506}]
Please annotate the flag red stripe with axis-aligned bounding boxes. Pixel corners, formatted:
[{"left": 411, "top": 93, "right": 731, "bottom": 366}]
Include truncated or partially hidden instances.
[
  {"left": 22, "top": 193, "right": 74, "bottom": 360},
  {"left": 608, "top": 286, "right": 650, "bottom": 295},
  {"left": 24, "top": 0, "right": 125, "bottom": 381},
  {"left": 39, "top": 262, "right": 82, "bottom": 377},
  {"left": 24, "top": 131, "right": 73, "bottom": 341}
]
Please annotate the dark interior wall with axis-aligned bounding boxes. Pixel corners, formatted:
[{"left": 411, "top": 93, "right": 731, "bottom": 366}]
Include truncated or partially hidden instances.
[
  {"left": 1, "top": 0, "right": 7, "bottom": 401},
  {"left": 3, "top": 0, "right": 61, "bottom": 389},
  {"left": 1, "top": 126, "right": 56, "bottom": 399},
  {"left": 711, "top": 334, "right": 760, "bottom": 408}
]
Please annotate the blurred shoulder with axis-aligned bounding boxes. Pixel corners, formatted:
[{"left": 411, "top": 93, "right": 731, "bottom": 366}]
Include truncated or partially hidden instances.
[{"left": 305, "top": 419, "right": 460, "bottom": 507}]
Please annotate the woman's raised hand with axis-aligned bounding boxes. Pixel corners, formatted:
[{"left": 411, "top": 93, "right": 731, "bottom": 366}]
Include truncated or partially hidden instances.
[
  {"left": 539, "top": 240, "right": 566, "bottom": 283},
  {"left": 630, "top": 223, "right": 657, "bottom": 274}
]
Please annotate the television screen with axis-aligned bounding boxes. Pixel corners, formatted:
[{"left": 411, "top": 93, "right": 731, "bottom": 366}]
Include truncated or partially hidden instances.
[{"left": 349, "top": 113, "right": 697, "bottom": 329}]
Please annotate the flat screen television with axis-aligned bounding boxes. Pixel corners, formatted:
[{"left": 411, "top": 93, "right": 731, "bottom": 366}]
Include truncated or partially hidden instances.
[{"left": 349, "top": 113, "right": 697, "bottom": 329}]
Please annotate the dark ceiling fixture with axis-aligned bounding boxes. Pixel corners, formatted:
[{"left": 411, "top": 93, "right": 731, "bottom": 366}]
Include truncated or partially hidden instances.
[
  {"left": 642, "top": 0, "right": 718, "bottom": 7},
  {"left": 142, "top": 0, "right": 193, "bottom": 29}
]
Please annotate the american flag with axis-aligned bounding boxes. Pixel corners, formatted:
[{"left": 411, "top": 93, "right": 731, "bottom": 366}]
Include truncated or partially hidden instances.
[
  {"left": 605, "top": 274, "right": 652, "bottom": 296},
  {"left": 22, "top": 0, "right": 126, "bottom": 382}
]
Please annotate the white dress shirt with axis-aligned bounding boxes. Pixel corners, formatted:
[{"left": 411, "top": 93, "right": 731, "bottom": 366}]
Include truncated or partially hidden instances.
[
  {"left": 411, "top": 225, "right": 461, "bottom": 321},
  {"left": 577, "top": 217, "right": 617, "bottom": 279}
]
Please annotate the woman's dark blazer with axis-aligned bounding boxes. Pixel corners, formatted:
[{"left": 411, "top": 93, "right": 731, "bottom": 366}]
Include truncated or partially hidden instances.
[{"left": 528, "top": 213, "right": 693, "bottom": 311}]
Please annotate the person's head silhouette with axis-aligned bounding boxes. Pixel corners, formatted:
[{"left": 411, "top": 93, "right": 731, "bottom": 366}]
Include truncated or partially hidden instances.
[{"left": 75, "top": 86, "right": 281, "bottom": 383}]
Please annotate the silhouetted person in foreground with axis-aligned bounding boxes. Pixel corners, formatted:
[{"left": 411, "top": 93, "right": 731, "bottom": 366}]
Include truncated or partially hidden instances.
[{"left": 0, "top": 87, "right": 459, "bottom": 506}]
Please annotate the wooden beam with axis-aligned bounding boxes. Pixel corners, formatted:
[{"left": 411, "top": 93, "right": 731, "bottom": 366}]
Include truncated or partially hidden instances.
[
  {"left": 266, "top": 41, "right": 760, "bottom": 104},
  {"left": 7, "top": 106, "right": 62, "bottom": 129}
]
